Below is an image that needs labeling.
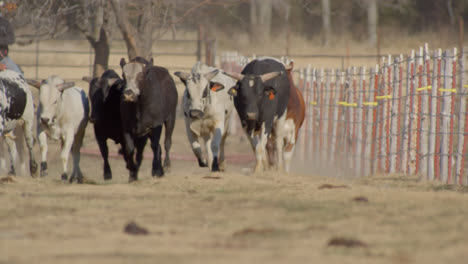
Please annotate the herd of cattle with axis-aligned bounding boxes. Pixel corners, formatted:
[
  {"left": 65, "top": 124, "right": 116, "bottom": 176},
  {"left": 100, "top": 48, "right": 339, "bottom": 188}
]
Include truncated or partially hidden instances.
[{"left": 0, "top": 57, "right": 305, "bottom": 183}]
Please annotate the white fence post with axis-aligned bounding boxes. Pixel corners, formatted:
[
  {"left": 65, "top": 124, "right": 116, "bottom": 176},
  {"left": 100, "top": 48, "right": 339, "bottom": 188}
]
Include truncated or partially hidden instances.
[
  {"left": 455, "top": 48, "right": 466, "bottom": 184},
  {"left": 440, "top": 49, "right": 453, "bottom": 183}
]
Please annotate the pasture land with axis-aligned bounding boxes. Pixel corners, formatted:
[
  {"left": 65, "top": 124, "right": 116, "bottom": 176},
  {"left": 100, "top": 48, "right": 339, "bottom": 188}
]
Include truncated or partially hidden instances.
[{"left": 1, "top": 118, "right": 468, "bottom": 264}]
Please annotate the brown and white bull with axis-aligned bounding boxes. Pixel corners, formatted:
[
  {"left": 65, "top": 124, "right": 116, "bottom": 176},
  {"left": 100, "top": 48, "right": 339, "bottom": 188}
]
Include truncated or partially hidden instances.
[
  {"left": 175, "top": 62, "right": 236, "bottom": 172},
  {"left": 266, "top": 61, "right": 305, "bottom": 172}
]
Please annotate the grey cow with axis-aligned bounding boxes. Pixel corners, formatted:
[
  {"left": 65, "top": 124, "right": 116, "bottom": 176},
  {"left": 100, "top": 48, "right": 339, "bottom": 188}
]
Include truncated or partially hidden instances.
[{"left": 175, "top": 62, "right": 236, "bottom": 171}]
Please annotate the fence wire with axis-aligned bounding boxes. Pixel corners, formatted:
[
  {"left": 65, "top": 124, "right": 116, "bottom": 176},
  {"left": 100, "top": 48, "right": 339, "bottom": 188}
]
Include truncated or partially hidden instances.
[{"left": 220, "top": 45, "right": 468, "bottom": 185}]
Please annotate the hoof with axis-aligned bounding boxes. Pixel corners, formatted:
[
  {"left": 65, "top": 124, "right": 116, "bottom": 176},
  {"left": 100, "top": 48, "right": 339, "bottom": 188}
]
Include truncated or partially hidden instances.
[
  {"left": 104, "top": 172, "right": 112, "bottom": 181},
  {"left": 211, "top": 157, "right": 220, "bottom": 172},
  {"left": 30, "top": 161, "right": 38, "bottom": 175},
  {"left": 152, "top": 168, "right": 164, "bottom": 178},
  {"left": 61, "top": 173, "right": 68, "bottom": 181},
  {"left": 198, "top": 158, "right": 208, "bottom": 167},
  {"left": 40, "top": 162, "right": 48, "bottom": 177},
  {"left": 128, "top": 176, "right": 138, "bottom": 183}
]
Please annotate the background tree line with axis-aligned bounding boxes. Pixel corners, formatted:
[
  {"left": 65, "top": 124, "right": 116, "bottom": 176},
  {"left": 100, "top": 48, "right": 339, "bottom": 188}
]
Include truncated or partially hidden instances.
[{"left": 2, "top": 0, "right": 467, "bottom": 77}]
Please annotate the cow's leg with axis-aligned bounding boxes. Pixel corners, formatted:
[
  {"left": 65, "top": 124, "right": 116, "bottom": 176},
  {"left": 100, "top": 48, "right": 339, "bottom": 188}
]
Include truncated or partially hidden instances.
[
  {"left": 266, "top": 136, "right": 276, "bottom": 167},
  {"left": 150, "top": 125, "right": 164, "bottom": 177},
  {"left": 122, "top": 133, "right": 138, "bottom": 182},
  {"left": 0, "top": 138, "right": 6, "bottom": 174},
  {"left": 14, "top": 127, "right": 27, "bottom": 176},
  {"left": 283, "top": 143, "right": 296, "bottom": 173},
  {"left": 282, "top": 121, "right": 297, "bottom": 173},
  {"left": 37, "top": 129, "right": 48, "bottom": 177},
  {"left": 273, "top": 115, "right": 287, "bottom": 172},
  {"left": 210, "top": 127, "right": 224, "bottom": 172},
  {"left": 70, "top": 126, "right": 86, "bottom": 184},
  {"left": 251, "top": 124, "right": 268, "bottom": 173},
  {"left": 4, "top": 136, "right": 17, "bottom": 175},
  {"left": 135, "top": 136, "right": 148, "bottom": 169},
  {"left": 185, "top": 118, "right": 207, "bottom": 167},
  {"left": 163, "top": 117, "right": 176, "bottom": 169},
  {"left": 60, "top": 130, "right": 74, "bottom": 181},
  {"left": 96, "top": 135, "right": 112, "bottom": 180},
  {"left": 219, "top": 131, "right": 228, "bottom": 171},
  {"left": 23, "top": 119, "right": 37, "bottom": 177}
]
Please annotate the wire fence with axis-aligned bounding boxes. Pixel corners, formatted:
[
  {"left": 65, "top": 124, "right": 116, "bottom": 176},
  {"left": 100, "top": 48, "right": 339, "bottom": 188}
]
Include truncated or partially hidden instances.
[{"left": 220, "top": 44, "right": 468, "bottom": 185}]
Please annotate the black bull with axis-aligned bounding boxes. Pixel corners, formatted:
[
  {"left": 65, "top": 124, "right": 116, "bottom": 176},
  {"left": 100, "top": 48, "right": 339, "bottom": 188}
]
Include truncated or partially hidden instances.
[
  {"left": 120, "top": 57, "right": 178, "bottom": 182},
  {"left": 87, "top": 69, "right": 125, "bottom": 180},
  {"left": 225, "top": 58, "right": 290, "bottom": 172}
]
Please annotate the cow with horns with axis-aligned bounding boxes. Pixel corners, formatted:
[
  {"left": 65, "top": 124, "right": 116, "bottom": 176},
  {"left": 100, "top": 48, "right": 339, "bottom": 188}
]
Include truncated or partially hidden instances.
[
  {"left": 0, "top": 69, "right": 37, "bottom": 176},
  {"left": 28, "top": 76, "right": 89, "bottom": 183},
  {"left": 224, "top": 58, "right": 290, "bottom": 173},
  {"left": 175, "top": 62, "right": 236, "bottom": 172},
  {"left": 266, "top": 61, "right": 305, "bottom": 173}
]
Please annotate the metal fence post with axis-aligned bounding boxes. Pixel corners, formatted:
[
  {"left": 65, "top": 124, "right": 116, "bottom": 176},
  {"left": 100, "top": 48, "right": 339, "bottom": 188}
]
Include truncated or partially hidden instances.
[
  {"left": 455, "top": 48, "right": 466, "bottom": 185},
  {"left": 428, "top": 50, "right": 439, "bottom": 181}
]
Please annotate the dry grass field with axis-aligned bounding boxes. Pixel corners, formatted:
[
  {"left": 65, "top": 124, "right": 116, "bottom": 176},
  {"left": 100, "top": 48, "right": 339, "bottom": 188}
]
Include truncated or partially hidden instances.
[{"left": 1, "top": 32, "right": 468, "bottom": 263}]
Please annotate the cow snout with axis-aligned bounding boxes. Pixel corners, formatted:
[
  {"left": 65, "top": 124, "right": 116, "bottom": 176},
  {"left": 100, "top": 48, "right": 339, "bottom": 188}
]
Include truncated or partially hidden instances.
[
  {"left": 246, "top": 112, "right": 257, "bottom": 120},
  {"left": 40, "top": 117, "right": 50, "bottom": 124},
  {"left": 189, "top": 109, "right": 204, "bottom": 119},
  {"left": 123, "top": 90, "right": 136, "bottom": 102}
]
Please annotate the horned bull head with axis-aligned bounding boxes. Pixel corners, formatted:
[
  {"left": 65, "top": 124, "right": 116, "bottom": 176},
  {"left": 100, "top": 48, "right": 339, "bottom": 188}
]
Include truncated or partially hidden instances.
[
  {"left": 28, "top": 76, "right": 75, "bottom": 126},
  {"left": 223, "top": 70, "right": 282, "bottom": 121}
]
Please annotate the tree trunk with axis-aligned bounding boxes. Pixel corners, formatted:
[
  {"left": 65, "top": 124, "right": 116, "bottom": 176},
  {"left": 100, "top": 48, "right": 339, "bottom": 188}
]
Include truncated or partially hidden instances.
[
  {"left": 137, "top": 2, "right": 155, "bottom": 60},
  {"left": 321, "top": 0, "right": 331, "bottom": 46},
  {"left": 109, "top": 0, "right": 139, "bottom": 60},
  {"left": 367, "top": 0, "right": 378, "bottom": 46},
  {"left": 249, "top": 0, "right": 272, "bottom": 44},
  {"left": 91, "top": 28, "right": 110, "bottom": 78}
]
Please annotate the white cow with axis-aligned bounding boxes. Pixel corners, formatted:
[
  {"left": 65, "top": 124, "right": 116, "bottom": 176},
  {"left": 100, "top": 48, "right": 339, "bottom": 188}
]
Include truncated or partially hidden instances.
[
  {"left": 29, "top": 76, "right": 89, "bottom": 183},
  {"left": 0, "top": 69, "right": 37, "bottom": 176},
  {"left": 175, "top": 62, "right": 236, "bottom": 171}
]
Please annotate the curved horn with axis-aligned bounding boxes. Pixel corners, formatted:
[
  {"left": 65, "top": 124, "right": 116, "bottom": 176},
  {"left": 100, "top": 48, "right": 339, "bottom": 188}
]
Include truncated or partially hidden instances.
[
  {"left": 223, "top": 71, "right": 244, "bottom": 81},
  {"left": 82, "top": 76, "right": 93, "bottom": 83},
  {"left": 26, "top": 79, "right": 41, "bottom": 89},
  {"left": 56, "top": 82, "right": 75, "bottom": 91},
  {"left": 260, "top": 71, "right": 281, "bottom": 83},
  {"left": 174, "top": 71, "right": 191, "bottom": 81}
]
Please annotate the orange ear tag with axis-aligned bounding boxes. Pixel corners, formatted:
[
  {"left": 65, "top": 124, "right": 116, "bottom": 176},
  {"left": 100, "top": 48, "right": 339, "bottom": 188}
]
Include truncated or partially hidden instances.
[
  {"left": 211, "top": 84, "right": 221, "bottom": 91},
  {"left": 269, "top": 91, "right": 275, "bottom": 100}
]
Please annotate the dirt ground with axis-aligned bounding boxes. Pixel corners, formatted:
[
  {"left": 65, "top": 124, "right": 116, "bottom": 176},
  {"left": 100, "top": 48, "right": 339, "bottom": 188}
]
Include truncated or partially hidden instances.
[
  {"left": 2, "top": 35, "right": 467, "bottom": 263},
  {"left": 1, "top": 117, "right": 468, "bottom": 264}
]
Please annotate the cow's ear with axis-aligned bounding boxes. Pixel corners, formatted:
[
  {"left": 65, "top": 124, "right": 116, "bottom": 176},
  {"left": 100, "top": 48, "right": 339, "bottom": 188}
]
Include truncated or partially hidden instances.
[
  {"left": 228, "top": 87, "right": 238, "bottom": 97},
  {"left": 120, "top": 58, "right": 126, "bottom": 68},
  {"left": 204, "top": 69, "right": 219, "bottom": 81},
  {"left": 107, "top": 78, "right": 119, "bottom": 87},
  {"left": 210, "top": 82, "right": 224, "bottom": 92},
  {"left": 264, "top": 86, "right": 276, "bottom": 94}
]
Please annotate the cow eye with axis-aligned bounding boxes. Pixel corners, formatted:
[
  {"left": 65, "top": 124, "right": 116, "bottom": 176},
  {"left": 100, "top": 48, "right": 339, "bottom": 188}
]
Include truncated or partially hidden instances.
[
  {"left": 186, "top": 90, "right": 191, "bottom": 99},
  {"left": 202, "top": 87, "right": 209, "bottom": 98}
]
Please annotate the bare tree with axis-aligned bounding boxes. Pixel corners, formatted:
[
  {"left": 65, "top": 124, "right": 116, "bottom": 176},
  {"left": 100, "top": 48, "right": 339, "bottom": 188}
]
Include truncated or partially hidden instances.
[
  {"left": 13, "top": 0, "right": 113, "bottom": 77},
  {"left": 367, "top": 0, "right": 378, "bottom": 46},
  {"left": 109, "top": 0, "right": 173, "bottom": 60},
  {"left": 250, "top": 0, "right": 273, "bottom": 43},
  {"left": 321, "top": 0, "right": 331, "bottom": 46}
]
